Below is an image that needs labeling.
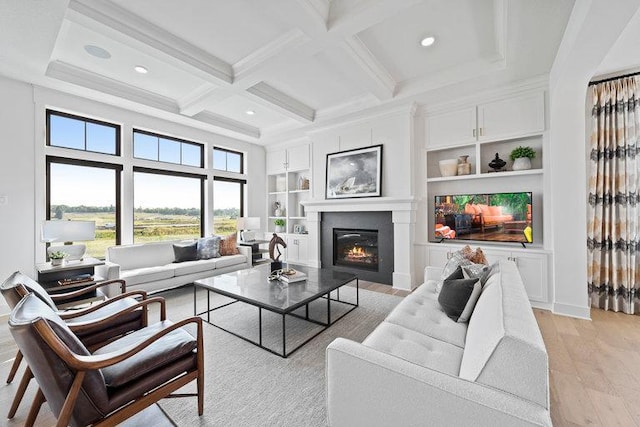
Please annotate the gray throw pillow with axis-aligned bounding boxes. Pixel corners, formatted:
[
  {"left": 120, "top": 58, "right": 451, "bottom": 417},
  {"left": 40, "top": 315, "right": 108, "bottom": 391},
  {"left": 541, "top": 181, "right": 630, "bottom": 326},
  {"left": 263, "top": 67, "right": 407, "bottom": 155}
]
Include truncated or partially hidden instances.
[
  {"left": 173, "top": 242, "right": 198, "bottom": 263},
  {"left": 462, "top": 264, "right": 492, "bottom": 287},
  {"left": 197, "top": 236, "right": 221, "bottom": 259},
  {"left": 438, "top": 277, "right": 482, "bottom": 323},
  {"left": 437, "top": 251, "right": 473, "bottom": 292}
]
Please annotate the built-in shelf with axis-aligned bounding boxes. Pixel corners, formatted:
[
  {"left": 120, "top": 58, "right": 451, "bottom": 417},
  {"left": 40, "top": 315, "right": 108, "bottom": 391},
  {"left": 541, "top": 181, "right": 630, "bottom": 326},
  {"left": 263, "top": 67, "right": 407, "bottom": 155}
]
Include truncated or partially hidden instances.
[
  {"left": 268, "top": 216, "right": 286, "bottom": 220},
  {"left": 289, "top": 216, "right": 306, "bottom": 220},
  {"left": 268, "top": 191, "right": 287, "bottom": 195},
  {"left": 289, "top": 189, "right": 310, "bottom": 194},
  {"left": 426, "top": 142, "right": 475, "bottom": 153},
  {"left": 427, "top": 168, "right": 543, "bottom": 183}
]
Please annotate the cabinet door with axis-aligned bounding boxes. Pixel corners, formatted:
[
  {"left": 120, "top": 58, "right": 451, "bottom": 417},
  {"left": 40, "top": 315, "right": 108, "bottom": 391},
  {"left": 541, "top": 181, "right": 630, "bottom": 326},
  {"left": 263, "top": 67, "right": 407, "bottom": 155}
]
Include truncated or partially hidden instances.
[
  {"left": 266, "top": 148, "right": 287, "bottom": 174},
  {"left": 285, "top": 236, "right": 298, "bottom": 263},
  {"left": 296, "top": 236, "right": 308, "bottom": 264},
  {"left": 478, "top": 92, "right": 544, "bottom": 141},
  {"left": 427, "top": 245, "right": 451, "bottom": 267},
  {"left": 287, "top": 144, "right": 310, "bottom": 172},
  {"left": 426, "top": 107, "right": 477, "bottom": 149},
  {"left": 481, "top": 248, "right": 511, "bottom": 264},
  {"left": 513, "top": 253, "right": 547, "bottom": 302}
]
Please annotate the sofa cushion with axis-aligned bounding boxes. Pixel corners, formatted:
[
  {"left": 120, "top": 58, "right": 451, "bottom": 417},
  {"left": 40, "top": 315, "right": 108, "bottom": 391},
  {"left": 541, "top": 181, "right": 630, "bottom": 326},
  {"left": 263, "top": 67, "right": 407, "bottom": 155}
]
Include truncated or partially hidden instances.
[
  {"left": 218, "top": 234, "right": 240, "bottom": 256},
  {"left": 173, "top": 242, "right": 198, "bottom": 263},
  {"left": 120, "top": 266, "right": 175, "bottom": 286},
  {"left": 107, "top": 242, "right": 175, "bottom": 270},
  {"left": 213, "top": 253, "right": 247, "bottom": 269},
  {"left": 462, "top": 264, "right": 492, "bottom": 286},
  {"left": 438, "top": 278, "right": 482, "bottom": 323},
  {"left": 173, "top": 258, "right": 218, "bottom": 276},
  {"left": 412, "top": 280, "right": 439, "bottom": 300},
  {"left": 363, "top": 322, "right": 463, "bottom": 376},
  {"left": 385, "top": 293, "right": 467, "bottom": 348}
]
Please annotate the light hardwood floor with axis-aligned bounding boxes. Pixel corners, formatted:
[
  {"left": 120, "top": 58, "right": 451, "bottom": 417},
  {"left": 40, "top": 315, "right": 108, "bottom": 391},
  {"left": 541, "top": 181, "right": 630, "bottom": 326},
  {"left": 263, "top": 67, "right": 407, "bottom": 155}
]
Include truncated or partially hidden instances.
[{"left": 1, "top": 282, "right": 638, "bottom": 426}]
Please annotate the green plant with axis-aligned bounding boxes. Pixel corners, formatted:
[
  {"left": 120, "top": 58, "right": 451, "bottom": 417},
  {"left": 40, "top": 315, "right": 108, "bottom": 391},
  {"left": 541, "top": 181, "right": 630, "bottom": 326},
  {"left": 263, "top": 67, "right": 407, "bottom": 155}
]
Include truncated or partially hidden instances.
[
  {"left": 274, "top": 218, "right": 286, "bottom": 226},
  {"left": 49, "top": 250, "right": 67, "bottom": 260},
  {"left": 510, "top": 146, "right": 536, "bottom": 161}
]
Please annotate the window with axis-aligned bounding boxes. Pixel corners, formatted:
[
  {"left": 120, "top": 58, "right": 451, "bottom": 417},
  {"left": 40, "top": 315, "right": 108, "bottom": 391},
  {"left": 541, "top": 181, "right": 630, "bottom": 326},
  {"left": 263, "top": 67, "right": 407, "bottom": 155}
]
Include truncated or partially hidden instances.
[
  {"left": 213, "top": 147, "right": 243, "bottom": 173},
  {"left": 133, "top": 168, "right": 204, "bottom": 243},
  {"left": 47, "top": 110, "right": 120, "bottom": 155},
  {"left": 46, "top": 157, "right": 121, "bottom": 259},
  {"left": 133, "top": 130, "right": 203, "bottom": 167},
  {"left": 213, "top": 177, "right": 245, "bottom": 235}
]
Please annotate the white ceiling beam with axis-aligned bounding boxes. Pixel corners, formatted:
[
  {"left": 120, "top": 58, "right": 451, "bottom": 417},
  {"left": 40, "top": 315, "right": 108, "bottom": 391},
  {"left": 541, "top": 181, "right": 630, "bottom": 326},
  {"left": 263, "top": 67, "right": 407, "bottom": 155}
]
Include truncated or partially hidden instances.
[
  {"left": 68, "top": 0, "right": 233, "bottom": 83},
  {"left": 193, "top": 111, "right": 260, "bottom": 139},
  {"left": 338, "top": 36, "right": 396, "bottom": 100},
  {"left": 327, "top": 0, "right": 423, "bottom": 38},
  {"left": 246, "top": 82, "right": 315, "bottom": 123},
  {"left": 178, "top": 85, "right": 234, "bottom": 117}
]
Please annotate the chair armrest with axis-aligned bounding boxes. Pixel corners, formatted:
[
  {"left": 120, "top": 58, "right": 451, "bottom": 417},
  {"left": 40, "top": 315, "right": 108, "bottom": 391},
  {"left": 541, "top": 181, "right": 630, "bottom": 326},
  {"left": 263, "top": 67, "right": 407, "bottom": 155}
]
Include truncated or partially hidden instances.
[
  {"left": 236, "top": 245, "right": 252, "bottom": 267},
  {"left": 49, "top": 280, "right": 127, "bottom": 305},
  {"left": 326, "top": 338, "right": 551, "bottom": 427},
  {"left": 65, "top": 297, "right": 166, "bottom": 334},
  {"left": 59, "top": 290, "right": 148, "bottom": 319},
  {"left": 95, "top": 262, "right": 120, "bottom": 281}
]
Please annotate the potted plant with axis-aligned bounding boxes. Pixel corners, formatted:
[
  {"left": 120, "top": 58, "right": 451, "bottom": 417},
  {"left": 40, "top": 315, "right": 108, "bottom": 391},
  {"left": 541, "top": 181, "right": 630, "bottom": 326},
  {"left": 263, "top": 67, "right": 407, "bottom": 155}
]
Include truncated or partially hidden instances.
[
  {"left": 49, "top": 250, "right": 68, "bottom": 266},
  {"left": 274, "top": 218, "right": 286, "bottom": 233},
  {"left": 510, "top": 146, "right": 536, "bottom": 171}
]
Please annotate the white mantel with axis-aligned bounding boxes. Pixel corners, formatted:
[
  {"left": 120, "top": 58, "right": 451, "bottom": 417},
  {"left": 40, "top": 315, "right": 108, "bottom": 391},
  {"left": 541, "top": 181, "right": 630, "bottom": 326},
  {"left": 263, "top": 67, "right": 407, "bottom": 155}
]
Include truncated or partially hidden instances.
[{"left": 302, "top": 197, "right": 417, "bottom": 290}]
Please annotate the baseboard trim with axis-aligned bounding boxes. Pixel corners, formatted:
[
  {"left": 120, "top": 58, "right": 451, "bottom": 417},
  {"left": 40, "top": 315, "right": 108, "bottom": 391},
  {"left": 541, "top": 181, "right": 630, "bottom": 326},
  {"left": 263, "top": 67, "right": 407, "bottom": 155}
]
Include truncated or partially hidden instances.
[
  {"left": 530, "top": 301, "right": 552, "bottom": 311},
  {"left": 552, "top": 302, "right": 591, "bottom": 320}
]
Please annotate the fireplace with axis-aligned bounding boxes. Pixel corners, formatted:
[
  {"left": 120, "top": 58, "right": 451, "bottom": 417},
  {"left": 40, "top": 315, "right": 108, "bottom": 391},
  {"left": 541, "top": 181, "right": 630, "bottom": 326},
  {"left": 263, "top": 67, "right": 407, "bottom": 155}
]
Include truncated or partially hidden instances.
[{"left": 333, "top": 229, "right": 379, "bottom": 271}]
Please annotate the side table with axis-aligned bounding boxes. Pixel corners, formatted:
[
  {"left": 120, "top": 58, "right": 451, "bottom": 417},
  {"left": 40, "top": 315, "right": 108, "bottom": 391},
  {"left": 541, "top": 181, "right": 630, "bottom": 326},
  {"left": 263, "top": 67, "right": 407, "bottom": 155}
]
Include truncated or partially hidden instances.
[
  {"left": 238, "top": 240, "right": 270, "bottom": 266},
  {"left": 36, "top": 257, "right": 106, "bottom": 308}
]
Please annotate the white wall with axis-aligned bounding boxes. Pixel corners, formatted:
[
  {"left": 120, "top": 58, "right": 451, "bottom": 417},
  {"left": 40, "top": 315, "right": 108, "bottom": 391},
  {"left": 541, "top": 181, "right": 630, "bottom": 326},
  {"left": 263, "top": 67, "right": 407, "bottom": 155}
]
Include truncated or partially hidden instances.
[
  {"left": 0, "top": 76, "right": 266, "bottom": 316},
  {"left": 0, "top": 77, "right": 36, "bottom": 315}
]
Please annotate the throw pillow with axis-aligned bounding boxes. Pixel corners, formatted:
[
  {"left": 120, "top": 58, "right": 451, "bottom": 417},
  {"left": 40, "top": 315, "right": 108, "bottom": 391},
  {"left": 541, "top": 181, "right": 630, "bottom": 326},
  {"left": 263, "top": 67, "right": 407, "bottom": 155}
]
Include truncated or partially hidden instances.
[
  {"left": 173, "top": 242, "right": 198, "bottom": 263},
  {"left": 197, "top": 236, "right": 221, "bottom": 259},
  {"left": 219, "top": 233, "right": 240, "bottom": 256},
  {"left": 437, "top": 252, "right": 472, "bottom": 293},
  {"left": 468, "top": 247, "right": 488, "bottom": 265},
  {"left": 462, "top": 264, "right": 492, "bottom": 287},
  {"left": 438, "top": 277, "right": 482, "bottom": 323}
]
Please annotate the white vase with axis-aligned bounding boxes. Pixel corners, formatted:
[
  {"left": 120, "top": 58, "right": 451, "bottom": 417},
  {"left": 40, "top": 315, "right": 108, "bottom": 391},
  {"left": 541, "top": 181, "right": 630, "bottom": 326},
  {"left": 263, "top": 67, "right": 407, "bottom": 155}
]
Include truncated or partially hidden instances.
[
  {"left": 275, "top": 225, "right": 285, "bottom": 233},
  {"left": 438, "top": 159, "right": 458, "bottom": 177},
  {"left": 512, "top": 157, "right": 532, "bottom": 171}
]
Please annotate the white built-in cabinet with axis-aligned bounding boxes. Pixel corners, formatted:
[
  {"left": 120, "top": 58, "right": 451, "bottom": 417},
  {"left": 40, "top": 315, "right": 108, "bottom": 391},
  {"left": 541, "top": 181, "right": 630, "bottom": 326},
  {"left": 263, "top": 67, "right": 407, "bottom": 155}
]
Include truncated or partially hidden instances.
[
  {"left": 266, "top": 143, "right": 311, "bottom": 265},
  {"left": 426, "top": 243, "right": 549, "bottom": 306}
]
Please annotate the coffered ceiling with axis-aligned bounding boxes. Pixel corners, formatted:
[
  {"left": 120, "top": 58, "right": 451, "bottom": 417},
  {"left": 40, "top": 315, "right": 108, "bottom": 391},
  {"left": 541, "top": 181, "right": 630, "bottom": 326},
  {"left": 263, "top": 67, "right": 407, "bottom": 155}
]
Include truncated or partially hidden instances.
[{"left": 0, "top": 0, "right": 575, "bottom": 144}]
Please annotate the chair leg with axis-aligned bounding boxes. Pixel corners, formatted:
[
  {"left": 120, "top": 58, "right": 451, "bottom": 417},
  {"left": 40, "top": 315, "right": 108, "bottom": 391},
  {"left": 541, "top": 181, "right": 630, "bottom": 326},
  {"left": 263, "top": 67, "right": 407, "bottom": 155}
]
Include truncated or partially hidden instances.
[
  {"left": 7, "top": 366, "right": 32, "bottom": 418},
  {"left": 196, "top": 319, "right": 204, "bottom": 416},
  {"left": 6, "top": 350, "right": 23, "bottom": 383},
  {"left": 25, "top": 387, "right": 44, "bottom": 427}
]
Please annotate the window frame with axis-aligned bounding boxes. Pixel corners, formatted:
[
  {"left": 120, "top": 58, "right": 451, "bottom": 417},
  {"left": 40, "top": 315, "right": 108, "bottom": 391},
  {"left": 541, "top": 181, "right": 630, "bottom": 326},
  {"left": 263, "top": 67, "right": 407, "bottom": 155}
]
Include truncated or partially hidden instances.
[
  {"left": 213, "top": 147, "right": 244, "bottom": 174},
  {"left": 212, "top": 176, "right": 246, "bottom": 234},
  {"left": 133, "top": 129, "right": 205, "bottom": 168},
  {"left": 46, "top": 109, "right": 121, "bottom": 156},
  {"left": 133, "top": 166, "right": 206, "bottom": 239},
  {"left": 45, "top": 156, "right": 123, "bottom": 253}
]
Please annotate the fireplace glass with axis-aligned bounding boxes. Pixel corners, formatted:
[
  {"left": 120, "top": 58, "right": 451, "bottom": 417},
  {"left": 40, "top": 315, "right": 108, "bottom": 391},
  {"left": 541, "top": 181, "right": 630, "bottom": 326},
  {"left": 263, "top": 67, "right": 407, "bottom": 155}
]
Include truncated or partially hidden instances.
[{"left": 333, "top": 228, "right": 379, "bottom": 271}]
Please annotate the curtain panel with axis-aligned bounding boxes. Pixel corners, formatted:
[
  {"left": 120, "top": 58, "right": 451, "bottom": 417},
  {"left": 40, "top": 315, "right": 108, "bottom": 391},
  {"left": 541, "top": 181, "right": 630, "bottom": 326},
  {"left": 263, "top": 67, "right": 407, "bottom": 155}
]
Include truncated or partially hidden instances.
[{"left": 588, "top": 76, "right": 640, "bottom": 314}]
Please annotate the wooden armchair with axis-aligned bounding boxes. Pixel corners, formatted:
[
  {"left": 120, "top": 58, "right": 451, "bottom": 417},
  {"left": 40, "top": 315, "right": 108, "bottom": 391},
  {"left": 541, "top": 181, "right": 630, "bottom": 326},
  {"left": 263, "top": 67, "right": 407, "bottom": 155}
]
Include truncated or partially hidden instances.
[
  {"left": 9, "top": 292, "right": 204, "bottom": 427},
  {"left": 1, "top": 271, "right": 151, "bottom": 418}
]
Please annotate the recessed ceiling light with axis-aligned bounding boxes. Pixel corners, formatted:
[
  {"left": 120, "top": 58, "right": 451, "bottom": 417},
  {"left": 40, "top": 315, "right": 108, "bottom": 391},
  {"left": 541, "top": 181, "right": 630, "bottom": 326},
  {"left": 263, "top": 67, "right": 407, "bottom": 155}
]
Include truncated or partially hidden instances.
[
  {"left": 246, "top": 110, "right": 255, "bottom": 115},
  {"left": 134, "top": 65, "right": 148, "bottom": 74},
  {"left": 420, "top": 36, "right": 436, "bottom": 47},
  {"left": 84, "top": 45, "right": 111, "bottom": 59}
]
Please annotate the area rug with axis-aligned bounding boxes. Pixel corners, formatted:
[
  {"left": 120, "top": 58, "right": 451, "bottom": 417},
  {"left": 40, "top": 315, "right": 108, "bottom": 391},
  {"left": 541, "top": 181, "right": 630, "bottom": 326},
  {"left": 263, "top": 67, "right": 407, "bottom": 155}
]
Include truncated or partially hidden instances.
[{"left": 157, "top": 285, "right": 402, "bottom": 427}]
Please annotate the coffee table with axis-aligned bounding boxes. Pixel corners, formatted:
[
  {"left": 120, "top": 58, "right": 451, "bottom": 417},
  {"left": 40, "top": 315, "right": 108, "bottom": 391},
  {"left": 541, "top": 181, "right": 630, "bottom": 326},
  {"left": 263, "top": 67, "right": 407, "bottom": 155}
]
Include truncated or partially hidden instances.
[{"left": 193, "top": 264, "right": 358, "bottom": 358}]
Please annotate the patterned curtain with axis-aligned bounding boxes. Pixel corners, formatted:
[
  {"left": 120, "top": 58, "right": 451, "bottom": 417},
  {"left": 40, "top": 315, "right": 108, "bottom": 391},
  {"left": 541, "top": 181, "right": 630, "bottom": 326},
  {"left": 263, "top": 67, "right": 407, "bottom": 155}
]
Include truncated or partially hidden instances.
[{"left": 588, "top": 76, "right": 640, "bottom": 314}]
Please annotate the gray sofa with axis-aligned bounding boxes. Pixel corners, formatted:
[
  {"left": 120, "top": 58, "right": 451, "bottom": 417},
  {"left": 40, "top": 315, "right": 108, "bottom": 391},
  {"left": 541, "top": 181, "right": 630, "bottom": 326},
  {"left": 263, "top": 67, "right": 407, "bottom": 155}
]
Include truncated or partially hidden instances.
[
  {"left": 326, "top": 260, "right": 550, "bottom": 426},
  {"left": 95, "top": 240, "right": 251, "bottom": 297}
]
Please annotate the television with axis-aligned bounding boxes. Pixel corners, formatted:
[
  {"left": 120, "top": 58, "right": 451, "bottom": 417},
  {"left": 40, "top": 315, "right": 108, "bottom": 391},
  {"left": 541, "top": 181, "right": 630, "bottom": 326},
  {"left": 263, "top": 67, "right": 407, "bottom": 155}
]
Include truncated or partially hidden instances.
[{"left": 434, "top": 192, "right": 533, "bottom": 244}]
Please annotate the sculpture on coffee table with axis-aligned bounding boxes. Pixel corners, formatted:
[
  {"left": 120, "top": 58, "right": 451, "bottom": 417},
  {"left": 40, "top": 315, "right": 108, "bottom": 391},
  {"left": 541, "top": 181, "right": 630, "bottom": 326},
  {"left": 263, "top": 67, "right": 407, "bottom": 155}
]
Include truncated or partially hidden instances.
[{"left": 269, "top": 233, "right": 287, "bottom": 272}]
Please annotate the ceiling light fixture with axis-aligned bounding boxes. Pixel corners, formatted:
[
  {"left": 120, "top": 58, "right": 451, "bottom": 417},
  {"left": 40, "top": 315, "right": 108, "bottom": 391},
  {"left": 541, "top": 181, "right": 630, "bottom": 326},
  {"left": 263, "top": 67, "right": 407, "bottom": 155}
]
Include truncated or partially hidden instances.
[
  {"left": 84, "top": 45, "right": 111, "bottom": 59},
  {"left": 420, "top": 36, "right": 436, "bottom": 47},
  {"left": 134, "top": 65, "right": 148, "bottom": 74},
  {"left": 246, "top": 110, "right": 255, "bottom": 115}
]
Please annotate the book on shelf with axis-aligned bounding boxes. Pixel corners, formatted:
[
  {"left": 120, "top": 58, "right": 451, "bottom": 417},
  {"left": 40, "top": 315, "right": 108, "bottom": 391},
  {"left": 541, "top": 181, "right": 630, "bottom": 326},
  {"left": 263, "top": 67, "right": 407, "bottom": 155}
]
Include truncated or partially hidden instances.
[
  {"left": 58, "top": 274, "right": 94, "bottom": 286},
  {"left": 278, "top": 269, "right": 307, "bottom": 283}
]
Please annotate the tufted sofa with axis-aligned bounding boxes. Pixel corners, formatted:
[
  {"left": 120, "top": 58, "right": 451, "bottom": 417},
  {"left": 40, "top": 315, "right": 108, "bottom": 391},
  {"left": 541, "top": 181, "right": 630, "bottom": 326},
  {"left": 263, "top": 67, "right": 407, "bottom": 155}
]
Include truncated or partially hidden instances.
[
  {"left": 95, "top": 240, "right": 251, "bottom": 297},
  {"left": 326, "top": 260, "right": 550, "bottom": 426}
]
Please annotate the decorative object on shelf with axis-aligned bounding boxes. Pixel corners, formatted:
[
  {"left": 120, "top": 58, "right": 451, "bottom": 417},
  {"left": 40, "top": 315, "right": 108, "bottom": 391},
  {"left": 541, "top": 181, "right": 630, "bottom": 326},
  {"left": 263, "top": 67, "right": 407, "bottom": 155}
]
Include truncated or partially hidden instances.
[
  {"left": 274, "top": 218, "right": 285, "bottom": 233},
  {"left": 510, "top": 146, "right": 536, "bottom": 171},
  {"left": 268, "top": 233, "right": 287, "bottom": 272},
  {"left": 457, "top": 155, "right": 471, "bottom": 176},
  {"left": 48, "top": 250, "right": 68, "bottom": 267},
  {"left": 276, "top": 175, "right": 286, "bottom": 192},
  {"left": 293, "top": 224, "right": 306, "bottom": 234},
  {"left": 274, "top": 201, "right": 283, "bottom": 217},
  {"left": 488, "top": 153, "right": 506, "bottom": 172},
  {"left": 298, "top": 176, "right": 310, "bottom": 190},
  {"left": 237, "top": 217, "right": 261, "bottom": 242},
  {"left": 326, "top": 144, "right": 382, "bottom": 199},
  {"left": 41, "top": 220, "right": 96, "bottom": 261},
  {"left": 438, "top": 159, "right": 458, "bottom": 177}
]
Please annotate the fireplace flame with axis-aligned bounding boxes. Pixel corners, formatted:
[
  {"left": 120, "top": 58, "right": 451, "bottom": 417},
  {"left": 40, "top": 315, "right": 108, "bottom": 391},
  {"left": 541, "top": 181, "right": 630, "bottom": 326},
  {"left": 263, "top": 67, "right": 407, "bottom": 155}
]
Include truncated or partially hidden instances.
[{"left": 347, "top": 246, "right": 367, "bottom": 258}]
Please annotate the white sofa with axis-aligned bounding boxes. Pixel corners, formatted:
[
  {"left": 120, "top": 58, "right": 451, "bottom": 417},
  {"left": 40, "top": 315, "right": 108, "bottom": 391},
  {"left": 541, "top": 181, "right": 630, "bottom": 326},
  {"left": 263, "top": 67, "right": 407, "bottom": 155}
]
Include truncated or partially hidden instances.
[
  {"left": 326, "top": 260, "right": 550, "bottom": 426},
  {"left": 95, "top": 240, "right": 251, "bottom": 297}
]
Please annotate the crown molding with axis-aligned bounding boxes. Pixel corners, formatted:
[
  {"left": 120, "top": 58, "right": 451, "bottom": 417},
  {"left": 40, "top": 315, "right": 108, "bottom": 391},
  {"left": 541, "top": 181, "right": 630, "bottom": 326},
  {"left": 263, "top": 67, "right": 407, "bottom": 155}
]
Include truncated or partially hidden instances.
[
  {"left": 46, "top": 60, "right": 179, "bottom": 113},
  {"left": 68, "top": 0, "right": 233, "bottom": 84},
  {"left": 247, "top": 82, "right": 315, "bottom": 123},
  {"left": 314, "top": 93, "right": 380, "bottom": 122}
]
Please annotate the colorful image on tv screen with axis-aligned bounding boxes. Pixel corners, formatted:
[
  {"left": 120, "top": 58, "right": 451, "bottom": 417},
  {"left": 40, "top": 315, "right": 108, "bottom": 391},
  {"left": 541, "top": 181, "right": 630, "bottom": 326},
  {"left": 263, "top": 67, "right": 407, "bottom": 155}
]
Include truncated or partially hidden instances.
[{"left": 434, "top": 192, "right": 533, "bottom": 243}]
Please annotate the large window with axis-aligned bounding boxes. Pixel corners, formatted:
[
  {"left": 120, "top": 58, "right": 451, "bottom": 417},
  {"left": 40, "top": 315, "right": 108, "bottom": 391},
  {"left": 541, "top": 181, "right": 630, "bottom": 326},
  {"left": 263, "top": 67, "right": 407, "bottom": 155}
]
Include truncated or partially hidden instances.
[
  {"left": 213, "top": 147, "right": 243, "bottom": 173},
  {"left": 133, "top": 168, "right": 204, "bottom": 243},
  {"left": 134, "top": 130, "right": 203, "bottom": 167},
  {"left": 47, "top": 157, "right": 121, "bottom": 258},
  {"left": 47, "top": 110, "right": 120, "bottom": 155},
  {"left": 213, "top": 177, "right": 245, "bottom": 235}
]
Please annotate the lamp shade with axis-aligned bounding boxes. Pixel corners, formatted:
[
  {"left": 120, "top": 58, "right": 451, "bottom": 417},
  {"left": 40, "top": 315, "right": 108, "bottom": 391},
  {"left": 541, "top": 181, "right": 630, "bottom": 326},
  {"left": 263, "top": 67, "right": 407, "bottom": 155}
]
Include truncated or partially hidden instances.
[
  {"left": 236, "top": 217, "right": 260, "bottom": 230},
  {"left": 41, "top": 220, "right": 96, "bottom": 243}
]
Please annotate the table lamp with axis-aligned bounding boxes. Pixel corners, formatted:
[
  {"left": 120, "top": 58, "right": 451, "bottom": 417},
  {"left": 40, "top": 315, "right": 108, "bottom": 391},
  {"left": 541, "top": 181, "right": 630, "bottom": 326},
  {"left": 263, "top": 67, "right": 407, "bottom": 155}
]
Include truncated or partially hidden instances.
[
  {"left": 237, "top": 217, "right": 261, "bottom": 242},
  {"left": 41, "top": 220, "right": 96, "bottom": 261}
]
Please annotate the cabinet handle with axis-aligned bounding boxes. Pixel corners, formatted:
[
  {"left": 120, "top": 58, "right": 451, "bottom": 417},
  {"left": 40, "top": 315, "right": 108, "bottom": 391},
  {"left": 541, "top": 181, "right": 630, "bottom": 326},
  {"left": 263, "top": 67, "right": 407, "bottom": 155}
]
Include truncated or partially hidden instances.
[
  {"left": 480, "top": 127, "right": 484, "bottom": 136},
  {"left": 473, "top": 128, "right": 476, "bottom": 138}
]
